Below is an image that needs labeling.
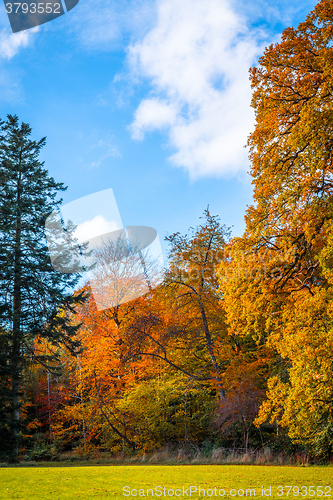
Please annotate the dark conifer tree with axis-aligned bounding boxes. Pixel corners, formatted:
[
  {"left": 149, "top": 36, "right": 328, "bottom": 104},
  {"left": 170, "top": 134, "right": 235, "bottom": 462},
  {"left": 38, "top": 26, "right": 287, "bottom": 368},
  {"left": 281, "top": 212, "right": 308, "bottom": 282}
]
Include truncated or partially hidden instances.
[{"left": 0, "top": 115, "right": 86, "bottom": 461}]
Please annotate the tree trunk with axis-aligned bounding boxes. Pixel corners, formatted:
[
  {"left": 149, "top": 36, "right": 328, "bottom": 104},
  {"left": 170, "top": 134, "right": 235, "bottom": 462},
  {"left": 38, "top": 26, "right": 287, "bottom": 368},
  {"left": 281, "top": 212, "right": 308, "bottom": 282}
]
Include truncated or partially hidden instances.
[
  {"left": 198, "top": 301, "right": 225, "bottom": 399},
  {"left": 10, "top": 337, "right": 20, "bottom": 462},
  {"left": 11, "top": 160, "right": 22, "bottom": 462}
]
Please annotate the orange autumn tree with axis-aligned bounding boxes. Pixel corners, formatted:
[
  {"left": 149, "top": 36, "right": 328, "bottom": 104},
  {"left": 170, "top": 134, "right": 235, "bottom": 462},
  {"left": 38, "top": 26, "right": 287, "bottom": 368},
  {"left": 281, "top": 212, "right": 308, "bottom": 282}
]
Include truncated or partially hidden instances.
[
  {"left": 51, "top": 289, "right": 147, "bottom": 452},
  {"left": 50, "top": 286, "right": 220, "bottom": 452},
  {"left": 219, "top": 0, "right": 333, "bottom": 457},
  {"left": 51, "top": 210, "right": 269, "bottom": 453}
]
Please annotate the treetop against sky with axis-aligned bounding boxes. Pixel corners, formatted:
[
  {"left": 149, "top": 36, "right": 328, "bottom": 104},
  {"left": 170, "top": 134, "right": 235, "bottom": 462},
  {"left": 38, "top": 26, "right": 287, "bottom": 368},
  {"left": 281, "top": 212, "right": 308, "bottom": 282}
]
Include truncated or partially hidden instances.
[{"left": 0, "top": 0, "right": 317, "bottom": 255}]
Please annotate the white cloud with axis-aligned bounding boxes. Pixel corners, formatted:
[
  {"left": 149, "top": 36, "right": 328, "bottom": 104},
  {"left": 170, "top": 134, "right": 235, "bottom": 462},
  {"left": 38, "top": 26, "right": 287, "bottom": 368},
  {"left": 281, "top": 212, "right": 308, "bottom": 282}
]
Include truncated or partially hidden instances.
[
  {"left": 128, "top": 0, "right": 268, "bottom": 178},
  {"left": 75, "top": 215, "right": 120, "bottom": 243},
  {"left": 0, "top": 28, "right": 37, "bottom": 103},
  {"left": 0, "top": 29, "right": 36, "bottom": 59},
  {"left": 131, "top": 98, "right": 177, "bottom": 138}
]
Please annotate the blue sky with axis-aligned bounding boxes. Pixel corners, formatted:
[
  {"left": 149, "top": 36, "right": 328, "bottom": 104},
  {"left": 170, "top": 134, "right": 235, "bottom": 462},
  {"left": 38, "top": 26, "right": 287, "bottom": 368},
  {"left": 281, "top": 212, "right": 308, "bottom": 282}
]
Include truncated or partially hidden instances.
[{"left": 0, "top": 0, "right": 317, "bottom": 256}]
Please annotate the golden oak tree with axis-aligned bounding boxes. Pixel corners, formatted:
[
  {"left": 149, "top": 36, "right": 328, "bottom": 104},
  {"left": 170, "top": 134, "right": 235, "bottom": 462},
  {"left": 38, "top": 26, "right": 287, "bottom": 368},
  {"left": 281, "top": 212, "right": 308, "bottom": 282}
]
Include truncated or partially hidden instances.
[{"left": 219, "top": 0, "right": 333, "bottom": 456}]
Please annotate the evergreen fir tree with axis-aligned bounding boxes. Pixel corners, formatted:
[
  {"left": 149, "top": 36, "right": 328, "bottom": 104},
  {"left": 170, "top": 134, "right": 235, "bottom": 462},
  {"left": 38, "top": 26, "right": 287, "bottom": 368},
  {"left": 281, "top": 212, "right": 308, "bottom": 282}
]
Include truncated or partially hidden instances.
[{"left": 0, "top": 115, "right": 87, "bottom": 461}]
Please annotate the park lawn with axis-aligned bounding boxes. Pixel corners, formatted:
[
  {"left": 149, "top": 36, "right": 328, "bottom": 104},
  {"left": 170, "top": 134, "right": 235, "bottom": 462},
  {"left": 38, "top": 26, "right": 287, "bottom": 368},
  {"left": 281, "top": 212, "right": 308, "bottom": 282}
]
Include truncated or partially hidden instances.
[{"left": 0, "top": 465, "right": 332, "bottom": 500}]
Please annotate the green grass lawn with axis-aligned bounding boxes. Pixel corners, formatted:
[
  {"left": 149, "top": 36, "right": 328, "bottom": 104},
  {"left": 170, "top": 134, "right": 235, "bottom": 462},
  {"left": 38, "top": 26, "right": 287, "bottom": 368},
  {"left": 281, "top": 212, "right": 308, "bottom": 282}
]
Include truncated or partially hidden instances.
[{"left": 0, "top": 465, "right": 332, "bottom": 500}]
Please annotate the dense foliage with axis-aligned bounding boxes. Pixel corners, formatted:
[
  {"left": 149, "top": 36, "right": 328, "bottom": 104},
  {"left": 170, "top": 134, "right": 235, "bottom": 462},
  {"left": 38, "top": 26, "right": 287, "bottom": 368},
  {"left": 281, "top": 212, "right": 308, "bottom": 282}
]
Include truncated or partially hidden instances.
[
  {"left": 1, "top": 0, "right": 333, "bottom": 462},
  {"left": 219, "top": 0, "right": 333, "bottom": 459}
]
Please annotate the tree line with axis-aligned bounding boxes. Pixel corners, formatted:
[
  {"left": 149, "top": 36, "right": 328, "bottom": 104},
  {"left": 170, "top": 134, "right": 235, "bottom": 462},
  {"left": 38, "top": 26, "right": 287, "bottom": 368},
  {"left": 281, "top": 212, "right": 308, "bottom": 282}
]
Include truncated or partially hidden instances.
[{"left": 1, "top": 0, "right": 333, "bottom": 462}]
